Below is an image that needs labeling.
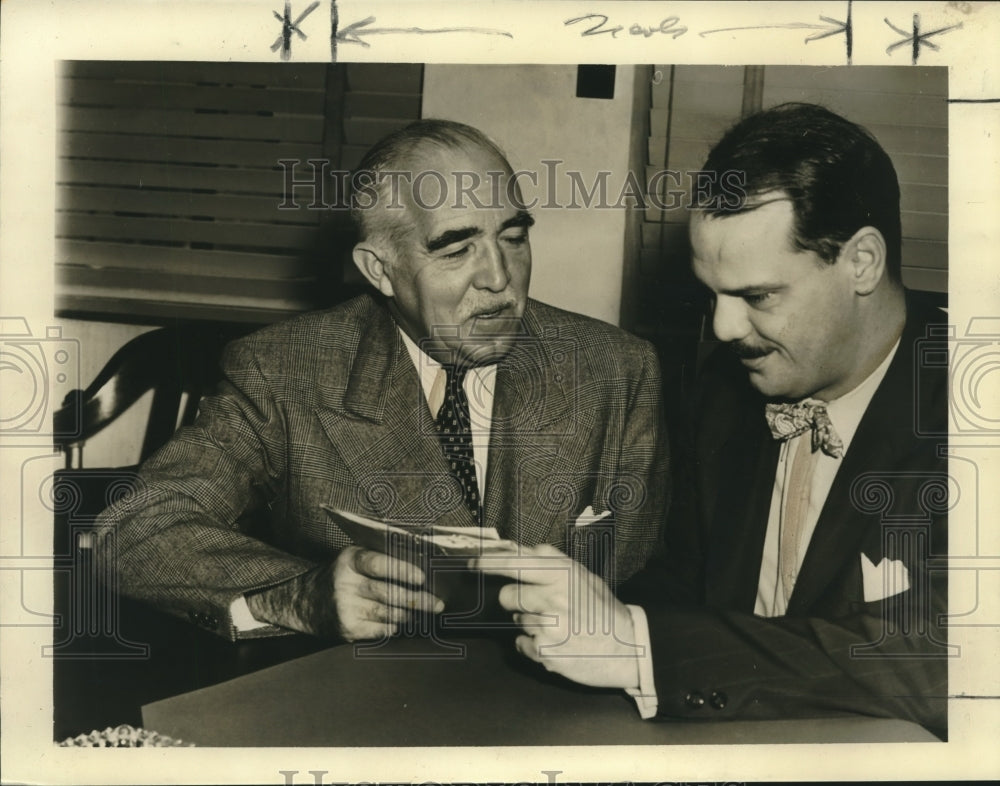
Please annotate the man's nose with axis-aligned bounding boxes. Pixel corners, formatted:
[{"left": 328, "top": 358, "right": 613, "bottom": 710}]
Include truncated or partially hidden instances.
[
  {"left": 712, "top": 295, "right": 752, "bottom": 343},
  {"left": 473, "top": 240, "right": 511, "bottom": 292}
]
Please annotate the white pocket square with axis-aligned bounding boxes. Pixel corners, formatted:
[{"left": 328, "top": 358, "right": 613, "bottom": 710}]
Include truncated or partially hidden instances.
[
  {"left": 860, "top": 553, "right": 911, "bottom": 602},
  {"left": 573, "top": 506, "right": 611, "bottom": 527}
]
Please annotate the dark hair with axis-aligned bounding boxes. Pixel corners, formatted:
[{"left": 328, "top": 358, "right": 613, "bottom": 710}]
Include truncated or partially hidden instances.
[
  {"left": 697, "top": 102, "right": 902, "bottom": 281},
  {"left": 350, "top": 118, "right": 511, "bottom": 243}
]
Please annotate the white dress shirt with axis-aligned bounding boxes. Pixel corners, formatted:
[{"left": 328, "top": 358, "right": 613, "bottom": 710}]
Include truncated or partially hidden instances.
[
  {"left": 754, "top": 340, "right": 899, "bottom": 616},
  {"left": 232, "top": 329, "right": 497, "bottom": 631},
  {"left": 628, "top": 339, "right": 900, "bottom": 718}
]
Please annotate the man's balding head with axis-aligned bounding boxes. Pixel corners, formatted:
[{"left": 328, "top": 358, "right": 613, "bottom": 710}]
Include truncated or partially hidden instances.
[
  {"left": 350, "top": 119, "right": 515, "bottom": 248},
  {"left": 350, "top": 119, "right": 533, "bottom": 368}
]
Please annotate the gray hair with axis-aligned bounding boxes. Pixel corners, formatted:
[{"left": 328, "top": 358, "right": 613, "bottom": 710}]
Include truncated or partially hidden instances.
[{"left": 349, "top": 119, "right": 512, "bottom": 246}]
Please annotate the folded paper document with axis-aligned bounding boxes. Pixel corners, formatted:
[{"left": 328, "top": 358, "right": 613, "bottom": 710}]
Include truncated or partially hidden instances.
[{"left": 321, "top": 506, "right": 519, "bottom": 560}]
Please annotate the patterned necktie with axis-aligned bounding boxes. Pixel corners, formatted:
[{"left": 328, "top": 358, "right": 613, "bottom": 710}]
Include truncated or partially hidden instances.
[
  {"left": 435, "top": 365, "right": 482, "bottom": 526},
  {"left": 764, "top": 399, "right": 844, "bottom": 459}
]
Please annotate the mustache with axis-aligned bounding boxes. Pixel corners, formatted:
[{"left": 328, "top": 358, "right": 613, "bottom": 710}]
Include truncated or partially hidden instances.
[{"left": 730, "top": 340, "right": 773, "bottom": 359}]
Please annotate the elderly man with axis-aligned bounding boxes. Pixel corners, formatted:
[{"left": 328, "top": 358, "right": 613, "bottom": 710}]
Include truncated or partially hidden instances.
[
  {"left": 95, "top": 119, "right": 667, "bottom": 643},
  {"left": 476, "top": 103, "right": 949, "bottom": 738}
]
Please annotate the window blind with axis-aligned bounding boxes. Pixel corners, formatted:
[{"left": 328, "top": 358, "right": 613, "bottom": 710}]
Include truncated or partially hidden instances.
[{"left": 56, "top": 62, "right": 423, "bottom": 324}]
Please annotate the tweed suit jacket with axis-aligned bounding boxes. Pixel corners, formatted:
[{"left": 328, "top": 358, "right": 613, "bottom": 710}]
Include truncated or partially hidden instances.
[
  {"left": 96, "top": 294, "right": 668, "bottom": 640},
  {"left": 622, "top": 292, "right": 949, "bottom": 738}
]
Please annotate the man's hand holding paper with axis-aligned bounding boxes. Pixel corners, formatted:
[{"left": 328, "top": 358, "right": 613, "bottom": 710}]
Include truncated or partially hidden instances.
[
  {"left": 246, "top": 545, "right": 443, "bottom": 642},
  {"left": 247, "top": 507, "right": 526, "bottom": 641}
]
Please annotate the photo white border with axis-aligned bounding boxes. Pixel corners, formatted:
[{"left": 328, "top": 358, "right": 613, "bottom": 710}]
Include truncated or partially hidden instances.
[{"left": 2, "top": 1, "right": 998, "bottom": 783}]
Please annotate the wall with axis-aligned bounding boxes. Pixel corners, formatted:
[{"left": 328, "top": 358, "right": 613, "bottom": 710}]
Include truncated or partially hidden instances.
[{"left": 422, "top": 65, "right": 638, "bottom": 326}]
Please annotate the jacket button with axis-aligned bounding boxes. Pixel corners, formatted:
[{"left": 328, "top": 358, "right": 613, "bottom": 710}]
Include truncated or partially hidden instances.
[
  {"left": 710, "top": 691, "right": 728, "bottom": 710},
  {"left": 684, "top": 692, "right": 705, "bottom": 709}
]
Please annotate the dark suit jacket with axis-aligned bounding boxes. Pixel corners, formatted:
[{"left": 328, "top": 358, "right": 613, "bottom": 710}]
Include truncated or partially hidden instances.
[
  {"left": 622, "top": 292, "right": 949, "bottom": 738},
  {"left": 96, "top": 294, "right": 668, "bottom": 641}
]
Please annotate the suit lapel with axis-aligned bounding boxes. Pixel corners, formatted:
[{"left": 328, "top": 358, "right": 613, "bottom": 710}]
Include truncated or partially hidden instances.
[
  {"left": 704, "top": 396, "right": 779, "bottom": 612},
  {"left": 314, "top": 304, "right": 472, "bottom": 529},
  {"left": 483, "top": 302, "right": 574, "bottom": 542},
  {"left": 787, "top": 297, "right": 932, "bottom": 613}
]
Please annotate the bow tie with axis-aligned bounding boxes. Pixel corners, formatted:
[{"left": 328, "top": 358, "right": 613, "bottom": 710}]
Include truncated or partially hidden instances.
[{"left": 764, "top": 399, "right": 844, "bottom": 459}]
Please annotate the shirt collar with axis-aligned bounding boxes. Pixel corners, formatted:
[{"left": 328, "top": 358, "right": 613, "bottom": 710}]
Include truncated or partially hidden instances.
[
  {"left": 398, "top": 329, "right": 497, "bottom": 415},
  {"left": 823, "top": 338, "right": 900, "bottom": 454}
]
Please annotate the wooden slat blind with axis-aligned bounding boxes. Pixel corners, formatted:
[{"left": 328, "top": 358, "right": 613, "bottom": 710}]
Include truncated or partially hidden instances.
[
  {"left": 341, "top": 64, "right": 424, "bottom": 171},
  {"left": 633, "top": 65, "right": 745, "bottom": 340},
  {"left": 57, "top": 62, "right": 423, "bottom": 323}
]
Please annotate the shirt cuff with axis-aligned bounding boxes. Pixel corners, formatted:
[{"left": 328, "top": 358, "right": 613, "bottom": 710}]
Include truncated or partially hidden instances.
[
  {"left": 230, "top": 595, "right": 270, "bottom": 632},
  {"left": 624, "top": 604, "right": 658, "bottom": 719}
]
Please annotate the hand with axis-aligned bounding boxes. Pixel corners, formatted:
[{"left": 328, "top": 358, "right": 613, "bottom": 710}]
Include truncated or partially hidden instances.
[
  {"left": 247, "top": 546, "right": 444, "bottom": 641},
  {"left": 331, "top": 546, "right": 445, "bottom": 640},
  {"left": 470, "top": 544, "right": 641, "bottom": 690}
]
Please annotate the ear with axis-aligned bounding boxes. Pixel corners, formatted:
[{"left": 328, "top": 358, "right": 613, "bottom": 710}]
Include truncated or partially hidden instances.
[
  {"left": 352, "top": 244, "right": 395, "bottom": 298},
  {"left": 839, "top": 226, "right": 887, "bottom": 296}
]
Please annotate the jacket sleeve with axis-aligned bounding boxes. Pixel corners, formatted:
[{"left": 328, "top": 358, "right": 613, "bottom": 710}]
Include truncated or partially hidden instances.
[
  {"left": 93, "top": 337, "right": 316, "bottom": 641},
  {"left": 641, "top": 555, "right": 948, "bottom": 739},
  {"left": 617, "top": 371, "right": 703, "bottom": 607}
]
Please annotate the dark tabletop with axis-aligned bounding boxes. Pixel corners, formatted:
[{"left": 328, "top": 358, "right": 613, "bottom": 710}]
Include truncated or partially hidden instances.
[
  {"left": 139, "top": 632, "right": 939, "bottom": 746},
  {"left": 53, "top": 572, "right": 938, "bottom": 747}
]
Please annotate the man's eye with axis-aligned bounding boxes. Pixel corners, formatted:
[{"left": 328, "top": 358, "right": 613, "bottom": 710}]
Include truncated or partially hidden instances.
[
  {"left": 744, "top": 292, "right": 773, "bottom": 306},
  {"left": 443, "top": 245, "right": 470, "bottom": 260},
  {"left": 501, "top": 232, "right": 528, "bottom": 246}
]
